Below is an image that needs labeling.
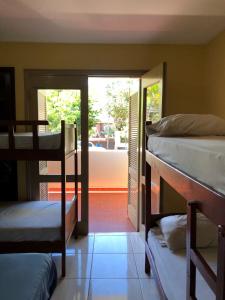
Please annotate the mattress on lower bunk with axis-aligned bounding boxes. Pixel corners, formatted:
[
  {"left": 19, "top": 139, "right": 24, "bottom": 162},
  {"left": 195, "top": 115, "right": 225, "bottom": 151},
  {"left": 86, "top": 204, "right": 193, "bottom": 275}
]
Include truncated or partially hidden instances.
[
  {"left": 147, "top": 136, "right": 225, "bottom": 195},
  {"left": 0, "top": 200, "right": 74, "bottom": 242},
  {"left": 0, "top": 132, "right": 62, "bottom": 150},
  {"left": 0, "top": 253, "right": 57, "bottom": 300},
  {"left": 148, "top": 228, "right": 217, "bottom": 300}
]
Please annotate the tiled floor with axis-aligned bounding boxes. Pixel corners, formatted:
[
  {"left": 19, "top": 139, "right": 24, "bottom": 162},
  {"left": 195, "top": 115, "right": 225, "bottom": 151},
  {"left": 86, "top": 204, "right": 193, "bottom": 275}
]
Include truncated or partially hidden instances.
[{"left": 51, "top": 232, "right": 160, "bottom": 300}]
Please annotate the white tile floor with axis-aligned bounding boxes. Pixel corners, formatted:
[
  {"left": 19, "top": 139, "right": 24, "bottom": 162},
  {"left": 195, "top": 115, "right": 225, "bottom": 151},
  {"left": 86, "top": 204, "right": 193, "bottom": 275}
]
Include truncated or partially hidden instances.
[{"left": 51, "top": 232, "right": 160, "bottom": 300}]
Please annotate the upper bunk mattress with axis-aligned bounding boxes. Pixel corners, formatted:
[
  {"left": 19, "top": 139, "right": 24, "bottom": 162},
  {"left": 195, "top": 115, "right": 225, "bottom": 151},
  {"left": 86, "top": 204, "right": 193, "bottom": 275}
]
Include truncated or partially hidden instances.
[
  {"left": 147, "top": 136, "right": 225, "bottom": 195},
  {"left": 0, "top": 200, "right": 74, "bottom": 242},
  {"left": 0, "top": 253, "right": 57, "bottom": 300},
  {"left": 148, "top": 227, "right": 217, "bottom": 300},
  {"left": 0, "top": 132, "right": 61, "bottom": 149}
]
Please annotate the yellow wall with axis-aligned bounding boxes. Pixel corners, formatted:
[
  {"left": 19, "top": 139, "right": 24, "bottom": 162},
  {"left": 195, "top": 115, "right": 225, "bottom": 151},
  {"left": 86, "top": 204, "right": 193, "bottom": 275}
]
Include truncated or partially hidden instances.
[
  {"left": 0, "top": 41, "right": 209, "bottom": 203},
  {"left": 205, "top": 31, "right": 225, "bottom": 117},
  {"left": 0, "top": 42, "right": 206, "bottom": 120}
]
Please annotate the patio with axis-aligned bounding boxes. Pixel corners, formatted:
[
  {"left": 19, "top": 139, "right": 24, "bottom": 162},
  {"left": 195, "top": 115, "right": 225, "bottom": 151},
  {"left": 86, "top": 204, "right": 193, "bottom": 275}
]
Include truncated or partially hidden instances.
[{"left": 47, "top": 149, "right": 135, "bottom": 232}]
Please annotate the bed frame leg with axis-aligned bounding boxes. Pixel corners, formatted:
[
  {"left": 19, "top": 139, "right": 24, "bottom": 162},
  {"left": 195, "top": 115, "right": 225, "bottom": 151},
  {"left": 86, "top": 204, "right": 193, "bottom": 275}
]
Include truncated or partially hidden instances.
[
  {"left": 145, "top": 252, "right": 151, "bottom": 274},
  {"left": 186, "top": 201, "right": 197, "bottom": 300},
  {"left": 216, "top": 226, "right": 225, "bottom": 300},
  {"left": 62, "top": 250, "right": 66, "bottom": 277}
]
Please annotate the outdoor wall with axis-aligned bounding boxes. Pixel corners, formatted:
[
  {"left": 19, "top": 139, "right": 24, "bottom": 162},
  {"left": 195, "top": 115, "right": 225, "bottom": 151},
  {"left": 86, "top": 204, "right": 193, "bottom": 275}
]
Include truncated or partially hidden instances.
[
  {"left": 48, "top": 150, "right": 128, "bottom": 189},
  {"left": 89, "top": 150, "right": 128, "bottom": 188},
  {"left": 204, "top": 30, "right": 225, "bottom": 118}
]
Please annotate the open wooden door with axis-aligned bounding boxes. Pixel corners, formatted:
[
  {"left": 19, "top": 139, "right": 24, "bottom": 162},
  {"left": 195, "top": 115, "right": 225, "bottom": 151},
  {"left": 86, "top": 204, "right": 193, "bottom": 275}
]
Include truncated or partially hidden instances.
[
  {"left": 128, "top": 89, "right": 141, "bottom": 230},
  {"left": 128, "top": 63, "right": 166, "bottom": 231},
  {"left": 140, "top": 63, "right": 166, "bottom": 228}
]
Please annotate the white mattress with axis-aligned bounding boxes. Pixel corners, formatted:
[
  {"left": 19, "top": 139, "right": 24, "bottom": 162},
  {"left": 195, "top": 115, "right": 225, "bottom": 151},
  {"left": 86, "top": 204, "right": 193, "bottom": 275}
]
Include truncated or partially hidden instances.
[
  {"left": 0, "top": 132, "right": 61, "bottom": 149},
  {"left": 148, "top": 136, "right": 225, "bottom": 195},
  {"left": 148, "top": 228, "right": 217, "bottom": 300},
  {"left": 0, "top": 200, "right": 74, "bottom": 242}
]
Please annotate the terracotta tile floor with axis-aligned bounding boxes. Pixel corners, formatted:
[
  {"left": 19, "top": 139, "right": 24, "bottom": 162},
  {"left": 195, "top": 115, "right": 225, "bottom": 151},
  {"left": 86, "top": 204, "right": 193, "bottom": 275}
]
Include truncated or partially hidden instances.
[
  {"left": 49, "top": 191, "right": 135, "bottom": 233},
  {"left": 89, "top": 192, "right": 135, "bottom": 233}
]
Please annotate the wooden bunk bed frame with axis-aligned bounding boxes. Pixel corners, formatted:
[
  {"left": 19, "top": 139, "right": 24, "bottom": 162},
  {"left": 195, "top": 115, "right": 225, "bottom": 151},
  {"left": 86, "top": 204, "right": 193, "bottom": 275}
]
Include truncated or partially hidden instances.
[
  {"left": 144, "top": 124, "right": 225, "bottom": 300},
  {"left": 0, "top": 120, "right": 78, "bottom": 277}
]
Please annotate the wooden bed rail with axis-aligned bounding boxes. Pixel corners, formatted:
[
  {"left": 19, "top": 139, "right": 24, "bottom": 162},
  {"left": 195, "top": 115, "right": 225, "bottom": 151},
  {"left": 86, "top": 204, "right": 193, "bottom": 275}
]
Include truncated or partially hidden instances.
[
  {"left": 0, "top": 120, "right": 49, "bottom": 150},
  {"left": 0, "top": 120, "right": 49, "bottom": 126},
  {"left": 0, "top": 120, "right": 77, "bottom": 153}
]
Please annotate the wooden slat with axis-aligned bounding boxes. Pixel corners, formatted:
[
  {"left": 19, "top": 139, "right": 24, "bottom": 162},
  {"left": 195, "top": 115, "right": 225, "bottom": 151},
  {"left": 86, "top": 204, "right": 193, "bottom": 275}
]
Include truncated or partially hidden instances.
[
  {"left": 190, "top": 249, "right": 217, "bottom": 294},
  {"left": 186, "top": 201, "right": 197, "bottom": 299},
  {"left": 32, "top": 124, "right": 39, "bottom": 149},
  {"left": 38, "top": 174, "right": 81, "bottom": 183},
  {"left": 128, "top": 92, "right": 140, "bottom": 229},
  {"left": 8, "top": 124, "right": 15, "bottom": 149},
  {"left": 0, "top": 120, "right": 48, "bottom": 126},
  {"left": 145, "top": 241, "right": 168, "bottom": 299}
]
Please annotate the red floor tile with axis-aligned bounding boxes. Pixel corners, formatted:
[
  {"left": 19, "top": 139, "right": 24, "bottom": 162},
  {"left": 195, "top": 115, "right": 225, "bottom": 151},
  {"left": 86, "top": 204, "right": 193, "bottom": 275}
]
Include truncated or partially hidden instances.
[
  {"left": 48, "top": 191, "right": 135, "bottom": 233},
  {"left": 89, "top": 192, "right": 135, "bottom": 233}
]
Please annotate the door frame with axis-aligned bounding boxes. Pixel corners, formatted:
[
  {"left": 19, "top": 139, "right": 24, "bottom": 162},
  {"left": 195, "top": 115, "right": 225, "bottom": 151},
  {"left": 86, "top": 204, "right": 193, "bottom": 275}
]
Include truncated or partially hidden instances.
[
  {"left": 24, "top": 70, "right": 88, "bottom": 234},
  {"left": 24, "top": 69, "right": 146, "bottom": 235}
]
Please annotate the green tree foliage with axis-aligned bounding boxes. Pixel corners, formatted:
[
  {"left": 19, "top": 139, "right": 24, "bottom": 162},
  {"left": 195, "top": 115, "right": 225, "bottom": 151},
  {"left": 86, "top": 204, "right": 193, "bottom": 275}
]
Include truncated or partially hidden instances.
[
  {"left": 105, "top": 80, "right": 131, "bottom": 131},
  {"left": 146, "top": 83, "right": 161, "bottom": 123},
  {"left": 45, "top": 90, "right": 99, "bottom": 136}
]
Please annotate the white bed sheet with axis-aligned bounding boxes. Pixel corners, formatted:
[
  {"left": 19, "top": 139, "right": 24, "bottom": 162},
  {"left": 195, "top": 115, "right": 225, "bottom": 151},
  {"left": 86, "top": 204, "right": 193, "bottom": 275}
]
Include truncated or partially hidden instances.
[
  {"left": 148, "top": 227, "right": 217, "bottom": 300},
  {"left": 0, "top": 200, "right": 74, "bottom": 242},
  {"left": 0, "top": 132, "right": 61, "bottom": 149},
  {"left": 147, "top": 136, "right": 225, "bottom": 195}
]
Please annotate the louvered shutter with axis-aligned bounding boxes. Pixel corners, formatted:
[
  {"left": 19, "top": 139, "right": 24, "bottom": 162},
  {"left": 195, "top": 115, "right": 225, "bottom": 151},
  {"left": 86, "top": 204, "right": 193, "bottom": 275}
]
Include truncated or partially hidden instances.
[
  {"left": 128, "top": 91, "right": 140, "bottom": 230},
  {"left": 38, "top": 91, "right": 48, "bottom": 200}
]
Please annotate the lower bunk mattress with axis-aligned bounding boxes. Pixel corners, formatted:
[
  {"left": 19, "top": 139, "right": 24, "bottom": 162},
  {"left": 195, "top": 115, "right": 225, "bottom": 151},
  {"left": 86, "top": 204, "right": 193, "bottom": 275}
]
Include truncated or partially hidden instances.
[
  {"left": 0, "top": 253, "right": 57, "bottom": 300},
  {"left": 0, "top": 200, "right": 75, "bottom": 241},
  {"left": 148, "top": 228, "right": 217, "bottom": 300}
]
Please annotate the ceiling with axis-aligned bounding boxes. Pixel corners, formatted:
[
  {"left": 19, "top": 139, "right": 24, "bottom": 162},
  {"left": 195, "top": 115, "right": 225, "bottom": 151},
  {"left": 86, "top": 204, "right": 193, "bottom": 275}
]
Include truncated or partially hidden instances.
[{"left": 0, "top": 0, "right": 225, "bottom": 44}]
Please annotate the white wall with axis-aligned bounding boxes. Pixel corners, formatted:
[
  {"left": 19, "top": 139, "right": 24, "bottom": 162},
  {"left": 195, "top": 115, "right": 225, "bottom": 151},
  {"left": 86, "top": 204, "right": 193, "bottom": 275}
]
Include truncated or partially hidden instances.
[
  {"left": 88, "top": 150, "right": 128, "bottom": 188},
  {"left": 48, "top": 150, "right": 128, "bottom": 189}
]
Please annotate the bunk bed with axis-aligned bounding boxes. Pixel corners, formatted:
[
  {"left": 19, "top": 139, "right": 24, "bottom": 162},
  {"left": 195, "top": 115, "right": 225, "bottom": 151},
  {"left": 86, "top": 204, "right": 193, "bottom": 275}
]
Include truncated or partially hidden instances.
[
  {"left": 0, "top": 120, "right": 78, "bottom": 277},
  {"left": 144, "top": 115, "right": 225, "bottom": 299}
]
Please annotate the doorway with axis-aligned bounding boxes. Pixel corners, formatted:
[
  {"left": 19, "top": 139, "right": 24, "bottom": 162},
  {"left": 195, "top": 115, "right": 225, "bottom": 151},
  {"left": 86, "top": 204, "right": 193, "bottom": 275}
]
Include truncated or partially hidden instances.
[
  {"left": 24, "top": 69, "right": 146, "bottom": 235},
  {"left": 88, "top": 77, "right": 139, "bottom": 232}
]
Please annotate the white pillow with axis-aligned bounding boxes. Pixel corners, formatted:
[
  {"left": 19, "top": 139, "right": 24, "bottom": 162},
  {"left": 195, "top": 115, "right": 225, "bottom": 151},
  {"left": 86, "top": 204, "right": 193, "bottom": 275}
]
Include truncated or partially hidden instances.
[
  {"left": 157, "top": 214, "right": 218, "bottom": 251},
  {"left": 146, "top": 114, "right": 225, "bottom": 137}
]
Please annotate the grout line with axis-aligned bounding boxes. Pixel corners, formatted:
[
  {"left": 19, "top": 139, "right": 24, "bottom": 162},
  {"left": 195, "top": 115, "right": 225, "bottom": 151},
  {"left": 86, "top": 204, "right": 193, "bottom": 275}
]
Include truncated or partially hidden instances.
[
  {"left": 132, "top": 249, "right": 145, "bottom": 300},
  {"left": 87, "top": 233, "right": 95, "bottom": 298},
  {"left": 138, "top": 277, "right": 145, "bottom": 300},
  {"left": 86, "top": 278, "right": 144, "bottom": 281}
]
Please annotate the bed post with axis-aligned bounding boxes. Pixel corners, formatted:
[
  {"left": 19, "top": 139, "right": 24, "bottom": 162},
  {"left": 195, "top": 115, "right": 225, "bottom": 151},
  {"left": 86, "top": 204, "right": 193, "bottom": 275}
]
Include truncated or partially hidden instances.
[
  {"left": 145, "top": 158, "right": 151, "bottom": 274},
  {"left": 186, "top": 201, "right": 197, "bottom": 300},
  {"left": 61, "top": 120, "right": 66, "bottom": 277},
  {"left": 216, "top": 225, "right": 225, "bottom": 300}
]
